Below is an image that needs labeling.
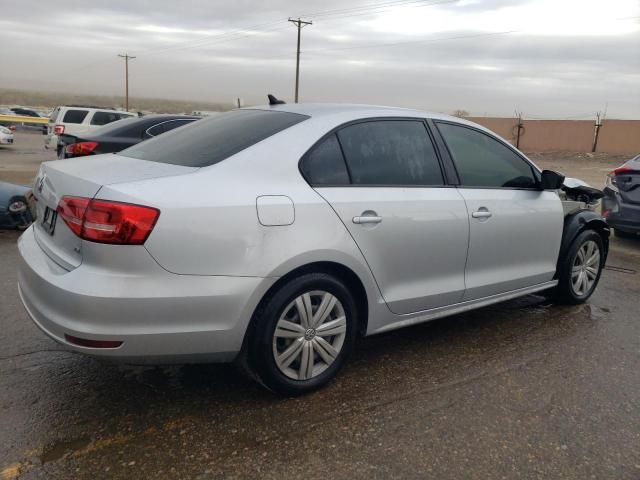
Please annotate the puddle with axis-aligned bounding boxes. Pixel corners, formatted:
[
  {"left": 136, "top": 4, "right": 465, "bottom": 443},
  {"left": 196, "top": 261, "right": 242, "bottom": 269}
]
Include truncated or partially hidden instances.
[{"left": 40, "top": 436, "right": 91, "bottom": 464}]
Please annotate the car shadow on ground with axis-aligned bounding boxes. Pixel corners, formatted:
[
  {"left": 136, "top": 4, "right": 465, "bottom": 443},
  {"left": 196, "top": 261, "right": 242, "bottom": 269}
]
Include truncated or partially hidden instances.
[{"left": 42, "top": 292, "right": 598, "bottom": 408}]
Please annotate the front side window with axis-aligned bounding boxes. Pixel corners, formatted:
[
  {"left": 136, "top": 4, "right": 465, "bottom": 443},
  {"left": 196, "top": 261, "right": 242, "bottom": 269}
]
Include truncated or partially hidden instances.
[
  {"left": 336, "top": 120, "right": 443, "bottom": 186},
  {"left": 62, "top": 109, "right": 89, "bottom": 124},
  {"left": 300, "top": 134, "right": 350, "bottom": 186},
  {"left": 121, "top": 109, "right": 308, "bottom": 167},
  {"left": 437, "top": 122, "right": 537, "bottom": 188}
]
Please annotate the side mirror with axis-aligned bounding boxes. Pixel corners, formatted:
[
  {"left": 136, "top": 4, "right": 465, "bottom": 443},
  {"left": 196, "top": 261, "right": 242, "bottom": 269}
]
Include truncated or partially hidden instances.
[{"left": 540, "top": 170, "right": 565, "bottom": 190}]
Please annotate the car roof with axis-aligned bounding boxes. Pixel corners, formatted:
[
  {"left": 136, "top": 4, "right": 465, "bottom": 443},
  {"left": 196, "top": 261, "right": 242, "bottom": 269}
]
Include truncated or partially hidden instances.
[
  {"left": 249, "top": 102, "right": 450, "bottom": 119},
  {"left": 56, "top": 105, "right": 136, "bottom": 114},
  {"left": 246, "top": 102, "right": 488, "bottom": 132},
  {"left": 139, "top": 114, "right": 199, "bottom": 120}
]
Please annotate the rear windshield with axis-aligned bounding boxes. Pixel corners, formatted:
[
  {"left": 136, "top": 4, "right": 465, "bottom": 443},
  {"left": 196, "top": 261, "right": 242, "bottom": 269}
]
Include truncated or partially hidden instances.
[{"left": 120, "top": 109, "right": 308, "bottom": 167}]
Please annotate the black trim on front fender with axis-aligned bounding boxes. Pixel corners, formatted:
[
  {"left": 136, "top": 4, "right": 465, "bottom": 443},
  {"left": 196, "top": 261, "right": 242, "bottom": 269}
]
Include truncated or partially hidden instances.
[{"left": 556, "top": 209, "right": 610, "bottom": 278}]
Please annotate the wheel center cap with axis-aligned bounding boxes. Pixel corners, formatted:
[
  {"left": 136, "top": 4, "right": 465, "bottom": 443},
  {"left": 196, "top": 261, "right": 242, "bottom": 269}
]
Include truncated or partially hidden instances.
[{"left": 304, "top": 328, "right": 316, "bottom": 340}]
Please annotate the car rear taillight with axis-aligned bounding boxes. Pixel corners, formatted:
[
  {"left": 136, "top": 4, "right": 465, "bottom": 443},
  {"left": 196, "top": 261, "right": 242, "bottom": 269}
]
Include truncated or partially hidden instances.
[
  {"left": 606, "top": 165, "right": 637, "bottom": 192},
  {"left": 57, "top": 196, "right": 160, "bottom": 245},
  {"left": 54, "top": 124, "right": 65, "bottom": 135},
  {"left": 613, "top": 166, "right": 636, "bottom": 175},
  {"left": 65, "top": 141, "right": 98, "bottom": 156}
]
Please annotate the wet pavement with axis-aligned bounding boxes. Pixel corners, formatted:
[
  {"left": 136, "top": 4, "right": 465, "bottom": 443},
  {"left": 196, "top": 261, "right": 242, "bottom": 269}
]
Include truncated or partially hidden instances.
[{"left": 1, "top": 228, "right": 639, "bottom": 479}]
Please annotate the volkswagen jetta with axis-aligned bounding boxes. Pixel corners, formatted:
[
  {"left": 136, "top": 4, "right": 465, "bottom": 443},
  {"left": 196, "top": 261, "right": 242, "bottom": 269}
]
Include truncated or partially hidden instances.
[{"left": 17, "top": 102, "right": 609, "bottom": 394}]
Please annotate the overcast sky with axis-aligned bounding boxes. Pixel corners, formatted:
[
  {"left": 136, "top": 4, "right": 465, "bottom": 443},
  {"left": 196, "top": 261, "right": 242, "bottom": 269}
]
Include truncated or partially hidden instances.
[{"left": 1, "top": 0, "right": 639, "bottom": 118}]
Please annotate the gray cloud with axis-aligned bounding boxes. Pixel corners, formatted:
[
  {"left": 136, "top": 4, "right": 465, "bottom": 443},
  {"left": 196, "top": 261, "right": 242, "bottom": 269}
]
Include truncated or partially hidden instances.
[{"left": 1, "top": 0, "right": 638, "bottom": 118}]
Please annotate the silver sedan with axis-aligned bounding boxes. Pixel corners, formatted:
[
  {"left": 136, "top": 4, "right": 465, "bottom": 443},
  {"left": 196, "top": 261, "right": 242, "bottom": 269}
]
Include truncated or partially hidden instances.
[{"left": 17, "top": 102, "right": 608, "bottom": 394}]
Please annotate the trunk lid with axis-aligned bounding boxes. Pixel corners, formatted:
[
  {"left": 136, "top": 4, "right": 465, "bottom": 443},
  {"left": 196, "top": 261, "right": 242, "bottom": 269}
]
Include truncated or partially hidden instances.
[{"left": 32, "top": 154, "right": 196, "bottom": 270}]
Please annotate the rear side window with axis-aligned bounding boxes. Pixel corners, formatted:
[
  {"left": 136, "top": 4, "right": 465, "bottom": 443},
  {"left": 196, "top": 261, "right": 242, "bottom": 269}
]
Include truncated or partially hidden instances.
[
  {"left": 91, "top": 111, "right": 132, "bottom": 126},
  {"left": 336, "top": 120, "right": 444, "bottom": 186},
  {"left": 62, "top": 110, "right": 89, "bottom": 124},
  {"left": 121, "top": 110, "right": 308, "bottom": 167},
  {"left": 437, "top": 122, "right": 537, "bottom": 188},
  {"left": 146, "top": 119, "right": 195, "bottom": 137},
  {"left": 300, "top": 134, "right": 350, "bottom": 185}
]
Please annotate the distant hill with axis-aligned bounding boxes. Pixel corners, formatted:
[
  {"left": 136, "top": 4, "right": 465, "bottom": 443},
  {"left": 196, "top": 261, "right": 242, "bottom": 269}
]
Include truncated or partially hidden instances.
[{"left": 0, "top": 88, "right": 232, "bottom": 114}]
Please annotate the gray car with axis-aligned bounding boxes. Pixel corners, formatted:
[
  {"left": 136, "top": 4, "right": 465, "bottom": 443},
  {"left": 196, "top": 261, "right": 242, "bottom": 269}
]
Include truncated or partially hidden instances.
[
  {"left": 602, "top": 154, "right": 640, "bottom": 237},
  {"left": 17, "top": 103, "right": 609, "bottom": 395}
]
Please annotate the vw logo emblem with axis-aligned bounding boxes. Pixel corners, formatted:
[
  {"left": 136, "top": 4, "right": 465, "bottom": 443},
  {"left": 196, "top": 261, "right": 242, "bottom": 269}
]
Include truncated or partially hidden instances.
[{"left": 304, "top": 328, "right": 316, "bottom": 340}]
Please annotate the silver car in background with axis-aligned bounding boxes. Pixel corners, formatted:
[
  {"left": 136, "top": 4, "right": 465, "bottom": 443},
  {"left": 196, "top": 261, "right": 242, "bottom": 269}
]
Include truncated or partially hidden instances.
[{"left": 17, "top": 103, "right": 609, "bottom": 395}]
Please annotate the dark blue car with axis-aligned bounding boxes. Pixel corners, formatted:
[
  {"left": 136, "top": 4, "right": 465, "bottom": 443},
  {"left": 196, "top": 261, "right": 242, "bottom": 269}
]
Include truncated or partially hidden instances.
[{"left": 602, "top": 154, "right": 640, "bottom": 237}]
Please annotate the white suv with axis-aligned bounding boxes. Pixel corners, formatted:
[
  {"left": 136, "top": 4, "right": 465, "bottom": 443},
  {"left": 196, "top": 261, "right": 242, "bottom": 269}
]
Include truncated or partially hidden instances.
[{"left": 45, "top": 106, "right": 135, "bottom": 155}]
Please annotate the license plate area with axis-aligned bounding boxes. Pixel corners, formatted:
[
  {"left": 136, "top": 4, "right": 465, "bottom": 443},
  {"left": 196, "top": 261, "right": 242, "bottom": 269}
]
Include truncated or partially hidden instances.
[{"left": 41, "top": 206, "right": 58, "bottom": 235}]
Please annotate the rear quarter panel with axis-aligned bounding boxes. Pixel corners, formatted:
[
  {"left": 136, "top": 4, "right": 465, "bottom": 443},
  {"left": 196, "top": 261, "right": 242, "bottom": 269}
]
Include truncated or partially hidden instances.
[{"left": 97, "top": 118, "right": 377, "bottom": 281}]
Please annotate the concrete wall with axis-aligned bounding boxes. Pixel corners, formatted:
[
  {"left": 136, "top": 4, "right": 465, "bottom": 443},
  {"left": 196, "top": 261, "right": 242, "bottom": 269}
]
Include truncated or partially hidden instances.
[{"left": 465, "top": 117, "right": 640, "bottom": 154}]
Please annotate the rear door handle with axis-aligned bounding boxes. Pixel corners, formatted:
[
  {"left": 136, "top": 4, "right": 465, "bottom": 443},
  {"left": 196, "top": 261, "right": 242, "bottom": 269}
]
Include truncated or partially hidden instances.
[
  {"left": 353, "top": 215, "right": 382, "bottom": 224},
  {"left": 471, "top": 209, "right": 492, "bottom": 219}
]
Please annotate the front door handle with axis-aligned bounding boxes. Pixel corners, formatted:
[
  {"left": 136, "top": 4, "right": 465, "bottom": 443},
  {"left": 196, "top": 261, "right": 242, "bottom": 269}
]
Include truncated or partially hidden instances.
[
  {"left": 471, "top": 209, "right": 492, "bottom": 219},
  {"left": 353, "top": 212, "right": 383, "bottom": 224}
]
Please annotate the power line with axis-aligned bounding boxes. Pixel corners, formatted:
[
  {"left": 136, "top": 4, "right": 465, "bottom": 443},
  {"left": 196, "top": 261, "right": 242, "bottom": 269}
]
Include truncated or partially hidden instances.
[
  {"left": 295, "top": 0, "right": 450, "bottom": 20},
  {"left": 275, "top": 29, "right": 519, "bottom": 58},
  {"left": 136, "top": 0, "right": 457, "bottom": 60},
  {"left": 138, "top": 22, "right": 289, "bottom": 59}
]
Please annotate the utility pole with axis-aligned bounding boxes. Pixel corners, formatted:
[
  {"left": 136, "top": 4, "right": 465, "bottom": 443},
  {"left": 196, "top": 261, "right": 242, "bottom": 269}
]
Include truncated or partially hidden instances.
[
  {"left": 288, "top": 18, "right": 312, "bottom": 103},
  {"left": 592, "top": 112, "right": 603, "bottom": 153},
  {"left": 117, "top": 54, "right": 136, "bottom": 111}
]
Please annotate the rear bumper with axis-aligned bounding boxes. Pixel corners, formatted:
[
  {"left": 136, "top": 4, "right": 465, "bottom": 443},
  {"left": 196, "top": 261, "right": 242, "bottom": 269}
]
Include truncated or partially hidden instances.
[{"left": 17, "top": 227, "right": 275, "bottom": 363}]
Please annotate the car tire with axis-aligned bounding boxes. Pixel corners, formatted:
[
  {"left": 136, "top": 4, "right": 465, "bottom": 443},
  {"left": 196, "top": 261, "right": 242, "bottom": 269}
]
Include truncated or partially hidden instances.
[
  {"left": 553, "top": 230, "right": 605, "bottom": 305},
  {"left": 248, "top": 272, "right": 358, "bottom": 396}
]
